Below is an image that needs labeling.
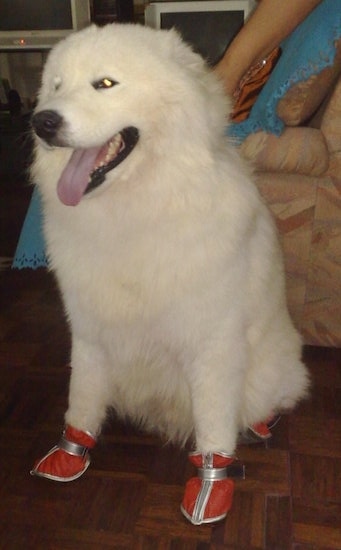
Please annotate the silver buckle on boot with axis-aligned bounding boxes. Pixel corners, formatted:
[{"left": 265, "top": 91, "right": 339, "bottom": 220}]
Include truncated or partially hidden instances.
[
  {"left": 198, "top": 467, "right": 228, "bottom": 481},
  {"left": 57, "top": 436, "right": 89, "bottom": 458}
]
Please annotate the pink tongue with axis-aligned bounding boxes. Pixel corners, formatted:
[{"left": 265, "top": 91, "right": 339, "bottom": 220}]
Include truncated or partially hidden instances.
[{"left": 57, "top": 146, "right": 102, "bottom": 206}]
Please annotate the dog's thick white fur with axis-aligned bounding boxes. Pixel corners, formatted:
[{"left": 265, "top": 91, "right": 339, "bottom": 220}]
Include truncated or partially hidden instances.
[{"left": 32, "top": 23, "right": 309, "bottom": 455}]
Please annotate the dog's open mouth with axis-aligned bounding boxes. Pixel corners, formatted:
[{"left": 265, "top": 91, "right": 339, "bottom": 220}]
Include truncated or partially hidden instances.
[{"left": 57, "top": 127, "right": 139, "bottom": 206}]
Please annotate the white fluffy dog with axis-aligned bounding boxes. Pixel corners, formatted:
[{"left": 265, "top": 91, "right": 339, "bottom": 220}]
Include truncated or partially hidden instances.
[{"left": 31, "top": 23, "right": 309, "bottom": 524}]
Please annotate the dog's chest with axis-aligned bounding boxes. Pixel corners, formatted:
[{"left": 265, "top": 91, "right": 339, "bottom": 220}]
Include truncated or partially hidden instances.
[{"left": 50, "top": 199, "right": 221, "bottom": 320}]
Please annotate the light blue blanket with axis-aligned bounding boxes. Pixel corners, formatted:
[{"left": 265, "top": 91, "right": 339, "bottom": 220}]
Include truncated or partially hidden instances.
[{"left": 228, "top": 0, "right": 341, "bottom": 142}]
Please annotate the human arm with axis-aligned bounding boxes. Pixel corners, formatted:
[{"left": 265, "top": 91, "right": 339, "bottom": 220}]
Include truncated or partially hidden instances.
[{"left": 214, "top": 0, "right": 323, "bottom": 96}]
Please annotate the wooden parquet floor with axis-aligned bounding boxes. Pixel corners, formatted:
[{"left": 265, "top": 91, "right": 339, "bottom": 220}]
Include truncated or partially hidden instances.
[
  {"left": 1, "top": 267, "right": 340, "bottom": 550},
  {"left": 0, "top": 161, "right": 341, "bottom": 549}
]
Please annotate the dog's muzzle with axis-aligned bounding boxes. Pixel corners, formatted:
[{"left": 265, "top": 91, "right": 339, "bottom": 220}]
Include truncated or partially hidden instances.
[
  {"left": 32, "top": 108, "right": 140, "bottom": 206},
  {"left": 32, "top": 109, "right": 64, "bottom": 145}
]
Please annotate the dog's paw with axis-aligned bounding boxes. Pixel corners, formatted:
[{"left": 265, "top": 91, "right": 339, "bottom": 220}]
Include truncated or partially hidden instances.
[
  {"left": 181, "top": 452, "right": 235, "bottom": 525},
  {"left": 30, "top": 425, "right": 96, "bottom": 482}
]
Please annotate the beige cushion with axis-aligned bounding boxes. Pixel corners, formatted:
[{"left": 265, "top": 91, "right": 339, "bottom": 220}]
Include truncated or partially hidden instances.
[
  {"left": 276, "top": 39, "right": 341, "bottom": 126},
  {"left": 240, "top": 127, "right": 329, "bottom": 176},
  {"left": 321, "top": 77, "right": 341, "bottom": 152}
]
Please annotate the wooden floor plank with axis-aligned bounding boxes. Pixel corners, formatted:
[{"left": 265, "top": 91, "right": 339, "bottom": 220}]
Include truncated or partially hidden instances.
[{"left": 265, "top": 496, "right": 292, "bottom": 550}]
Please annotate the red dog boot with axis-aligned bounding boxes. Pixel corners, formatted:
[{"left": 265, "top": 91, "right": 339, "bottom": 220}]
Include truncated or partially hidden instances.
[
  {"left": 31, "top": 425, "right": 97, "bottom": 482},
  {"left": 248, "top": 421, "right": 272, "bottom": 440},
  {"left": 239, "top": 415, "right": 281, "bottom": 445},
  {"left": 181, "top": 452, "right": 235, "bottom": 525},
  {"left": 247, "top": 415, "right": 281, "bottom": 442}
]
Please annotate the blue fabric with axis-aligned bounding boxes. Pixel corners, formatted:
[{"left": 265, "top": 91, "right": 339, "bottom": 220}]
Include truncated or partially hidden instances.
[
  {"left": 12, "top": 186, "right": 48, "bottom": 269},
  {"left": 12, "top": 0, "right": 341, "bottom": 269},
  {"left": 228, "top": 0, "right": 341, "bottom": 142}
]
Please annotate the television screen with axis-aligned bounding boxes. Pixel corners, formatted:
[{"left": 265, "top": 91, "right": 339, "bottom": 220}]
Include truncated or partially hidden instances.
[
  {"left": 0, "top": 1, "right": 73, "bottom": 31},
  {"left": 0, "top": 0, "right": 90, "bottom": 50},
  {"left": 161, "top": 10, "right": 244, "bottom": 65},
  {"left": 145, "top": 1, "right": 255, "bottom": 66}
]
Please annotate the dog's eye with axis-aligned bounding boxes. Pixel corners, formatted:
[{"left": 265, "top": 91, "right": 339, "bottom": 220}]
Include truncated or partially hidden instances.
[{"left": 92, "top": 78, "right": 119, "bottom": 90}]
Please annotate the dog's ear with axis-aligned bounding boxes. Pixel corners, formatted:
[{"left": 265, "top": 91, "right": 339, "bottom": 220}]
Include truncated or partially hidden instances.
[
  {"left": 162, "top": 28, "right": 205, "bottom": 71},
  {"left": 162, "top": 28, "right": 231, "bottom": 122}
]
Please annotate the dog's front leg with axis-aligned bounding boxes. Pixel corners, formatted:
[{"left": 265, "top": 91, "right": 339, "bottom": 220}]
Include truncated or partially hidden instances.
[
  {"left": 31, "top": 336, "right": 112, "bottom": 482},
  {"left": 181, "top": 337, "right": 247, "bottom": 525}
]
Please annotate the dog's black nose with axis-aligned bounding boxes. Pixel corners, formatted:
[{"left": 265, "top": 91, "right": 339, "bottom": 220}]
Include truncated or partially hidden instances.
[{"left": 32, "top": 110, "right": 63, "bottom": 141}]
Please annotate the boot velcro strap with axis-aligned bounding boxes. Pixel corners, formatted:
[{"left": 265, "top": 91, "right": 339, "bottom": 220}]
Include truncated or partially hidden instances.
[
  {"left": 58, "top": 436, "right": 89, "bottom": 458},
  {"left": 198, "top": 467, "right": 228, "bottom": 481}
]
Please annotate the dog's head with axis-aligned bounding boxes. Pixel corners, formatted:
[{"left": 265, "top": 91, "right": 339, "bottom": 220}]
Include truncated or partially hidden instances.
[{"left": 32, "top": 24, "right": 229, "bottom": 206}]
